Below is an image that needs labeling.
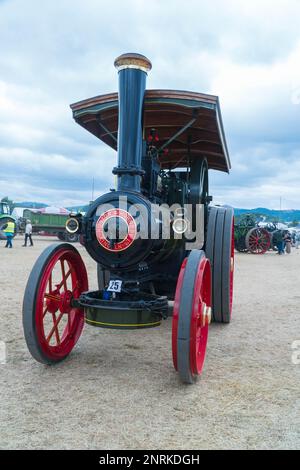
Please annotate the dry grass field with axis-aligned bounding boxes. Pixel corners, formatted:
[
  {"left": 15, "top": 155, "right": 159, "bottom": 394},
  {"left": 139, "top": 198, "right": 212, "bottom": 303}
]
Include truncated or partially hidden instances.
[{"left": 0, "top": 236, "right": 299, "bottom": 449}]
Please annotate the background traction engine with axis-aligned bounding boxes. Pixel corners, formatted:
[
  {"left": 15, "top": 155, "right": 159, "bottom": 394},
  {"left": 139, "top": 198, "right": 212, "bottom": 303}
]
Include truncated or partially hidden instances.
[
  {"left": 234, "top": 214, "right": 271, "bottom": 254},
  {"left": 23, "top": 53, "right": 234, "bottom": 383}
]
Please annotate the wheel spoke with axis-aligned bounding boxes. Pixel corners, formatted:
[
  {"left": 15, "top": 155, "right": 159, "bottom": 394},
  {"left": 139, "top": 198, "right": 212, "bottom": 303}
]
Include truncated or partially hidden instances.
[
  {"left": 72, "top": 281, "right": 81, "bottom": 298},
  {"left": 57, "top": 267, "right": 73, "bottom": 291},
  {"left": 43, "top": 306, "right": 49, "bottom": 318},
  {"left": 60, "top": 259, "right": 68, "bottom": 291},
  {"left": 47, "top": 312, "right": 64, "bottom": 343},
  {"left": 52, "top": 313, "right": 61, "bottom": 344}
]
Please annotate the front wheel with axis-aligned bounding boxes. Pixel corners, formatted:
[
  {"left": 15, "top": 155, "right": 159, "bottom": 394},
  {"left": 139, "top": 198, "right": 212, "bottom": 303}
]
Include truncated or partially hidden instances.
[
  {"left": 172, "top": 250, "right": 211, "bottom": 384},
  {"left": 23, "top": 243, "right": 88, "bottom": 364}
]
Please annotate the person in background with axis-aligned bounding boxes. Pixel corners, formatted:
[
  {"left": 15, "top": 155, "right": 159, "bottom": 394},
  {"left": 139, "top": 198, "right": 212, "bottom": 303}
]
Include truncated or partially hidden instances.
[
  {"left": 295, "top": 231, "right": 300, "bottom": 249},
  {"left": 284, "top": 231, "right": 292, "bottom": 254},
  {"left": 3, "top": 220, "right": 15, "bottom": 248},
  {"left": 23, "top": 219, "right": 33, "bottom": 247},
  {"left": 275, "top": 230, "right": 285, "bottom": 255}
]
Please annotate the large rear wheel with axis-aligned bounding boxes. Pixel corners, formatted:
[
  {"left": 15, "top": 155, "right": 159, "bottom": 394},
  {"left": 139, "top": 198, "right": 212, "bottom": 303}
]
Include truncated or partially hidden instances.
[
  {"left": 172, "top": 250, "right": 211, "bottom": 384},
  {"left": 205, "top": 207, "right": 234, "bottom": 323},
  {"left": 23, "top": 243, "right": 88, "bottom": 364}
]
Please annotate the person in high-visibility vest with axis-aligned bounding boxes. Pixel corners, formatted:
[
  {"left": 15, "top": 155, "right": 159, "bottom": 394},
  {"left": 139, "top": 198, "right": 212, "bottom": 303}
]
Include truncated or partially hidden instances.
[{"left": 3, "top": 220, "right": 15, "bottom": 248}]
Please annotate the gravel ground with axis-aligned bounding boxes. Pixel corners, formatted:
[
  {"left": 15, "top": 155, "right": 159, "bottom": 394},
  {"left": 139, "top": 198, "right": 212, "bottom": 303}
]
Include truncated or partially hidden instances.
[{"left": 0, "top": 236, "right": 299, "bottom": 449}]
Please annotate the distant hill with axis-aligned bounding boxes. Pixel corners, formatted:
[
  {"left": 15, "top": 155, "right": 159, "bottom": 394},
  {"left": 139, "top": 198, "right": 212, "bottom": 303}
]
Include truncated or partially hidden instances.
[
  {"left": 233, "top": 207, "right": 300, "bottom": 223},
  {"left": 67, "top": 205, "right": 90, "bottom": 213},
  {"left": 13, "top": 201, "right": 88, "bottom": 212},
  {"left": 14, "top": 201, "right": 48, "bottom": 209}
]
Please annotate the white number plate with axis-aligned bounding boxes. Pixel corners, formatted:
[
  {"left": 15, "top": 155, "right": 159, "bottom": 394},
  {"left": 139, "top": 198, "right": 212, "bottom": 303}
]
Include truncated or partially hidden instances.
[{"left": 107, "top": 280, "right": 123, "bottom": 293}]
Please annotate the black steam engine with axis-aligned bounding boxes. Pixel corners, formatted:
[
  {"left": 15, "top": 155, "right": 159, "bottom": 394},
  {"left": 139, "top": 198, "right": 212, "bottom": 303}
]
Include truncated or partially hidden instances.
[{"left": 23, "top": 53, "right": 234, "bottom": 383}]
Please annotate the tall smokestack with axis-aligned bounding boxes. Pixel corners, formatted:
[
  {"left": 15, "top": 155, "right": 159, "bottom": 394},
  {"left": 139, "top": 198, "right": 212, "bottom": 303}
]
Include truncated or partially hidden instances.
[{"left": 113, "top": 53, "right": 152, "bottom": 192}]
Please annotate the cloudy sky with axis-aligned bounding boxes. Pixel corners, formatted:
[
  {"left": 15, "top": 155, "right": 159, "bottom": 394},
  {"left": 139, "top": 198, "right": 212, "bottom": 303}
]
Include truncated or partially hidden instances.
[{"left": 0, "top": 0, "right": 299, "bottom": 209}]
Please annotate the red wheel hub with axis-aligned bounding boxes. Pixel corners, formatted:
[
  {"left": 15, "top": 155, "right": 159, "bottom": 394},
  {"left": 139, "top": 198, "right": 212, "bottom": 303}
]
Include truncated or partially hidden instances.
[
  {"left": 45, "top": 288, "right": 60, "bottom": 314},
  {"left": 59, "top": 290, "right": 73, "bottom": 315}
]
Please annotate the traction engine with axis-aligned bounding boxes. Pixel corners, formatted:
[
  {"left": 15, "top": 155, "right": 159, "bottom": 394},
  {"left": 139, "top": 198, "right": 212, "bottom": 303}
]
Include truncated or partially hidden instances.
[{"left": 23, "top": 53, "right": 234, "bottom": 383}]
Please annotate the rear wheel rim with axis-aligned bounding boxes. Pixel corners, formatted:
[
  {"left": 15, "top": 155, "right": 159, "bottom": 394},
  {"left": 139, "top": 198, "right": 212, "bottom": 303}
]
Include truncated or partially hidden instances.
[{"left": 35, "top": 248, "right": 88, "bottom": 360}]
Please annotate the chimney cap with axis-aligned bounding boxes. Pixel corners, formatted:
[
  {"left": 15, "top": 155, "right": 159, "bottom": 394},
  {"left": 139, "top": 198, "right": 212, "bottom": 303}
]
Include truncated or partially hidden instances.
[{"left": 114, "top": 53, "right": 152, "bottom": 73}]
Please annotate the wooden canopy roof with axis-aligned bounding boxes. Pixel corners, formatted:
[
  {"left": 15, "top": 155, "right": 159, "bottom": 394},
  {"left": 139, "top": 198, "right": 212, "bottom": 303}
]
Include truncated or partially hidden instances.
[{"left": 70, "top": 89, "right": 231, "bottom": 173}]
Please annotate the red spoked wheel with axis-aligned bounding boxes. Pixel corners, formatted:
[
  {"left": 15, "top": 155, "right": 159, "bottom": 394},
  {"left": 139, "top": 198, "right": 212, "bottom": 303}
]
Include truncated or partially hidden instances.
[
  {"left": 23, "top": 243, "right": 88, "bottom": 364},
  {"left": 172, "top": 250, "right": 211, "bottom": 384},
  {"left": 245, "top": 227, "right": 271, "bottom": 254}
]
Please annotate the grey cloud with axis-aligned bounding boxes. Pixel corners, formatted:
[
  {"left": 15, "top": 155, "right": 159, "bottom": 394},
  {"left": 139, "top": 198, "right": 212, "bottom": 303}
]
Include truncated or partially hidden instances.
[{"left": 0, "top": 0, "right": 300, "bottom": 208}]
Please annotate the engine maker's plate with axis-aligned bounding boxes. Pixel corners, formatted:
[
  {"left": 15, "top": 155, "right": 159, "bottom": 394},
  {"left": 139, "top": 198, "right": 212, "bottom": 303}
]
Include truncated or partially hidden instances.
[{"left": 95, "top": 208, "right": 137, "bottom": 252}]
